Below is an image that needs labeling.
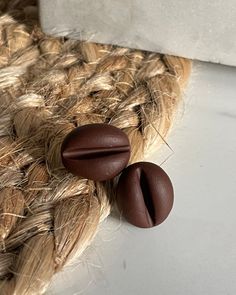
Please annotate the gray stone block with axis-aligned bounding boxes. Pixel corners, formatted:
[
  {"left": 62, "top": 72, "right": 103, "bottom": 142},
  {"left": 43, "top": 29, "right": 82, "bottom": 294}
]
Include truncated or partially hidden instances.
[{"left": 39, "top": 0, "right": 236, "bottom": 66}]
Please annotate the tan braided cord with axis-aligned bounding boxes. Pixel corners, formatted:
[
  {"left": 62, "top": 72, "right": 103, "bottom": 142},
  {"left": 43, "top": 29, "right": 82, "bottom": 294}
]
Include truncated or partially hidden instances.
[{"left": 0, "top": 1, "right": 191, "bottom": 294}]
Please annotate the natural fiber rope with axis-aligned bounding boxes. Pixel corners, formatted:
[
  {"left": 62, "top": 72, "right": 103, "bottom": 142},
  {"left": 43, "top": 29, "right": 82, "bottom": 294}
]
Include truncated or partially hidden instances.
[{"left": 0, "top": 1, "right": 191, "bottom": 294}]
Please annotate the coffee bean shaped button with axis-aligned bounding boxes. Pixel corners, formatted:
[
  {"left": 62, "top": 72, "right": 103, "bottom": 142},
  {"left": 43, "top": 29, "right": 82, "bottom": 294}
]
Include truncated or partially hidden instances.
[
  {"left": 61, "top": 123, "right": 131, "bottom": 181},
  {"left": 116, "top": 162, "right": 174, "bottom": 228}
]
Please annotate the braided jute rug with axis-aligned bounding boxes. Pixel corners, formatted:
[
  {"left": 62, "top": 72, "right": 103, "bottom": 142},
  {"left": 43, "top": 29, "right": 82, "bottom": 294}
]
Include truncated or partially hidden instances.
[{"left": 0, "top": 1, "right": 191, "bottom": 294}]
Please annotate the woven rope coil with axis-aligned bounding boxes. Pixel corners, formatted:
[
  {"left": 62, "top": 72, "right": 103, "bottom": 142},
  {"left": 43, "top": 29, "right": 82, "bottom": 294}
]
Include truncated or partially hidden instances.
[{"left": 0, "top": 1, "right": 191, "bottom": 294}]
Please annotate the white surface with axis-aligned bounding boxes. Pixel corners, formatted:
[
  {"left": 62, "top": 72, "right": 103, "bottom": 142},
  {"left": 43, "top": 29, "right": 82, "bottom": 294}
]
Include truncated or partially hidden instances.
[
  {"left": 48, "top": 62, "right": 236, "bottom": 295},
  {"left": 40, "top": 0, "right": 236, "bottom": 66}
]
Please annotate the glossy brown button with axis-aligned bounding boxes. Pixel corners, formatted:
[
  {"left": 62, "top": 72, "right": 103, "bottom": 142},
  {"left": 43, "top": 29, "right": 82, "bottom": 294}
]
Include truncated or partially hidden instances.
[
  {"left": 61, "top": 123, "right": 130, "bottom": 181},
  {"left": 116, "top": 162, "right": 174, "bottom": 228}
]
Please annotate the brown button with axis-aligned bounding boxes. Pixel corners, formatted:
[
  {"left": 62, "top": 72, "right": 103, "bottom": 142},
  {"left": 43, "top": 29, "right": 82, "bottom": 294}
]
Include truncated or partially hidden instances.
[
  {"left": 61, "top": 123, "right": 130, "bottom": 181},
  {"left": 116, "top": 162, "right": 174, "bottom": 228}
]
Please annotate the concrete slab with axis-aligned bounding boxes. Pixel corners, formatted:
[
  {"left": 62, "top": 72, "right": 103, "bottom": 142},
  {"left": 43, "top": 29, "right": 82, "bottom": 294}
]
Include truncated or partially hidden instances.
[{"left": 39, "top": 0, "right": 236, "bottom": 67}]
